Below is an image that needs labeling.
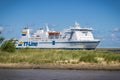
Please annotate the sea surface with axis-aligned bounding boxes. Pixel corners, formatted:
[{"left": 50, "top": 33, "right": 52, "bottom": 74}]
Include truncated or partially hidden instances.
[{"left": 0, "top": 69, "right": 120, "bottom": 80}]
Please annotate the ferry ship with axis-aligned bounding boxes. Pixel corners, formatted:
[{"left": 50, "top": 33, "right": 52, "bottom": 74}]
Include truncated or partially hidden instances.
[{"left": 16, "top": 22, "right": 100, "bottom": 50}]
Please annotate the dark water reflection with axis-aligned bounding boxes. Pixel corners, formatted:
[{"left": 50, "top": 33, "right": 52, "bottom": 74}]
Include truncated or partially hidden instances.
[{"left": 0, "top": 69, "right": 120, "bottom": 80}]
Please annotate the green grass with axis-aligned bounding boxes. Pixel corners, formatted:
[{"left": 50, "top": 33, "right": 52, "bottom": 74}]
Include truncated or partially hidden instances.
[{"left": 0, "top": 49, "right": 120, "bottom": 64}]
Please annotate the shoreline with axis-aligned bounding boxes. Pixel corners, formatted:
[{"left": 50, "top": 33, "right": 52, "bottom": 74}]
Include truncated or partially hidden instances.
[
  {"left": 0, "top": 49, "right": 120, "bottom": 70},
  {"left": 0, "top": 63, "right": 120, "bottom": 70}
]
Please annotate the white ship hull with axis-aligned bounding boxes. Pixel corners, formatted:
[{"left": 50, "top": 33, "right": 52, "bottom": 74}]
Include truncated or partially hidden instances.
[{"left": 16, "top": 40, "right": 100, "bottom": 50}]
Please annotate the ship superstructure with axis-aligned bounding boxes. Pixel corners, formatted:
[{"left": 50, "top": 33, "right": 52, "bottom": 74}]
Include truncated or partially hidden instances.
[{"left": 16, "top": 22, "right": 100, "bottom": 50}]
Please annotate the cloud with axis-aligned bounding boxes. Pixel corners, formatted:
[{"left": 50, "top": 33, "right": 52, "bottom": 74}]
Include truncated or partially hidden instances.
[
  {"left": 111, "top": 33, "right": 116, "bottom": 37},
  {"left": 113, "top": 28, "right": 120, "bottom": 32},
  {"left": 0, "top": 27, "right": 3, "bottom": 33},
  {"left": 111, "top": 33, "right": 120, "bottom": 41},
  {"left": 110, "top": 27, "right": 120, "bottom": 41}
]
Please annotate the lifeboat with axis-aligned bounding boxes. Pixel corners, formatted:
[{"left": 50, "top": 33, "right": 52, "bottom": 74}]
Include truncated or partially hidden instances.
[{"left": 48, "top": 32, "right": 60, "bottom": 35}]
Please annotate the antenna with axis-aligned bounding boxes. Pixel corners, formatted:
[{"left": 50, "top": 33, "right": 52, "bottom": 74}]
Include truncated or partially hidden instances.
[
  {"left": 45, "top": 24, "right": 49, "bottom": 32},
  {"left": 74, "top": 21, "right": 80, "bottom": 28}
]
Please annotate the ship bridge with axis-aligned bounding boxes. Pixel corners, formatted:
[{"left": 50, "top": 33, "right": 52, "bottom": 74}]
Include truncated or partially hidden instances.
[{"left": 67, "top": 22, "right": 94, "bottom": 41}]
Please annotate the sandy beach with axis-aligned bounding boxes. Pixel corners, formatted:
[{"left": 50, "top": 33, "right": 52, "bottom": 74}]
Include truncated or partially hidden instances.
[{"left": 0, "top": 63, "right": 120, "bottom": 70}]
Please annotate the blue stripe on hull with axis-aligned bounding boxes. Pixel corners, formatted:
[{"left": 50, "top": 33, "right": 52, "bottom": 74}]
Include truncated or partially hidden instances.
[
  {"left": 16, "top": 48, "right": 95, "bottom": 50},
  {"left": 39, "top": 48, "right": 95, "bottom": 50},
  {"left": 38, "top": 41, "right": 100, "bottom": 44}
]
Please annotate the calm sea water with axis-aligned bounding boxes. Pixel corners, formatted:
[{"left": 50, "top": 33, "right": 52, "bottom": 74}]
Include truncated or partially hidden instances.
[{"left": 0, "top": 69, "right": 120, "bottom": 80}]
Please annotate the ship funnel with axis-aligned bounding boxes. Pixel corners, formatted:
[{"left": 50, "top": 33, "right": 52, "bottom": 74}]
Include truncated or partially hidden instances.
[
  {"left": 45, "top": 24, "right": 49, "bottom": 32},
  {"left": 74, "top": 21, "right": 80, "bottom": 29},
  {"left": 21, "top": 28, "right": 31, "bottom": 38}
]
